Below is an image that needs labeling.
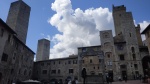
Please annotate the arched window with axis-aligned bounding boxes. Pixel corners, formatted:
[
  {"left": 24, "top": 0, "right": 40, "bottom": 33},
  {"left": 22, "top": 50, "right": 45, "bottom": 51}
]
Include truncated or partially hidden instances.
[
  {"left": 105, "top": 52, "right": 112, "bottom": 58},
  {"left": 104, "top": 42, "right": 111, "bottom": 49},
  {"left": 103, "top": 32, "right": 109, "bottom": 38},
  {"left": 132, "top": 54, "right": 136, "bottom": 60}
]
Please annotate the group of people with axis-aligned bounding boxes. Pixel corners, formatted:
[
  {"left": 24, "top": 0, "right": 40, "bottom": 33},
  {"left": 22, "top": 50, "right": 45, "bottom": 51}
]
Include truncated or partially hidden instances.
[{"left": 118, "top": 75, "right": 127, "bottom": 82}]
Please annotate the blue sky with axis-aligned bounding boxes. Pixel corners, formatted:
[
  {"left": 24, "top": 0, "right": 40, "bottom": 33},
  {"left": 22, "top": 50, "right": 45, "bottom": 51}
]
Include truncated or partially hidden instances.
[{"left": 0, "top": 0, "right": 150, "bottom": 59}]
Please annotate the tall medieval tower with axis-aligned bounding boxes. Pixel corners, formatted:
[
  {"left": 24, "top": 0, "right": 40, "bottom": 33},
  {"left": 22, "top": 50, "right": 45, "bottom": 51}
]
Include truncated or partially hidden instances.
[
  {"left": 36, "top": 39, "right": 50, "bottom": 61},
  {"left": 112, "top": 5, "right": 143, "bottom": 79},
  {"left": 6, "top": 0, "right": 31, "bottom": 44}
]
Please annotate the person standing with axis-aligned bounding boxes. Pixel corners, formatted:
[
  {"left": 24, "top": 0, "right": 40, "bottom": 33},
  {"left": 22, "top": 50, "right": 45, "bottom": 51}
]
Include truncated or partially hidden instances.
[{"left": 124, "top": 75, "right": 127, "bottom": 82}]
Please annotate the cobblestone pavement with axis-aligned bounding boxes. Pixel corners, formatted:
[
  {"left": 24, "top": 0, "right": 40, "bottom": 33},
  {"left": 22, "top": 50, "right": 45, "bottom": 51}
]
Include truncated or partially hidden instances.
[{"left": 111, "top": 80, "right": 148, "bottom": 84}]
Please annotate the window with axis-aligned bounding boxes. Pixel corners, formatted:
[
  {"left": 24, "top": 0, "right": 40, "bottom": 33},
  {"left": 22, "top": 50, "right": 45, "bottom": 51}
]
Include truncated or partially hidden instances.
[
  {"left": 134, "top": 64, "right": 138, "bottom": 70},
  {"left": 119, "top": 14, "right": 121, "bottom": 17},
  {"left": 119, "top": 54, "right": 125, "bottom": 60},
  {"left": 117, "top": 44, "right": 123, "bottom": 50},
  {"left": 82, "top": 60, "right": 84, "bottom": 63},
  {"left": 8, "top": 34, "right": 11, "bottom": 42},
  {"left": 91, "top": 71, "right": 95, "bottom": 75},
  {"left": 51, "top": 70, "right": 56, "bottom": 74},
  {"left": 120, "top": 65, "right": 126, "bottom": 69},
  {"left": 24, "top": 69, "right": 27, "bottom": 75},
  {"left": 1, "top": 53, "right": 8, "bottom": 62},
  {"left": 59, "top": 61, "right": 61, "bottom": 64},
  {"left": 82, "top": 48, "right": 87, "bottom": 52},
  {"left": 69, "top": 69, "right": 73, "bottom": 74},
  {"left": 47, "top": 63, "right": 50, "bottom": 65},
  {"left": 13, "top": 53, "right": 16, "bottom": 60},
  {"left": 104, "top": 42, "right": 110, "bottom": 48},
  {"left": 103, "top": 32, "right": 109, "bottom": 38},
  {"left": 132, "top": 54, "right": 136, "bottom": 60},
  {"left": 29, "top": 70, "right": 31, "bottom": 76},
  {"left": 107, "top": 54, "right": 110, "bottom": 58},
  {"left": 42, "top": 70, "right": 47, "bottom": 74},
  {"left": 98, "top": 67, "right": 99, "bottom": 69},
  {"left": 131, "top": 47, "right": 135, "bottom": 53},
  {"left": 58, "top": 69, "right": 60, "bottom": 74},
  {"left": 147, "top": 32, "right": 150, "bottom": 38},
  {"left": 0, "top": 29, "right": 4, "bottom": 37},
  {"left": 73, "top": 60, "right": 77, "bottom": 64},
  {"left": 15, "top": 42, "right": 18, "bottom": 50},
  {"left": 93, "top": 67, "right": 95, "bottom": 69},
  {"left": 18, "top": 69, "right": 21, "bottom": 74},
  {"left": 41, "top": 63, "right": 44, "bottom": 66},
  {"left": 99, "top": 59, "right": 101, "bottom": 63},
  {"left": 129, "top": 33, "right": 131, "bottom": 37},
  {"left": 107, "top": 61, "right": 112, "bottom": 65},
  {"left": 68, "top": 61, "right": 71, "bottom": 64},
  {"left": 90, "top": 59, "right": 92, "bottom": 63},
  {"left": 53, "top": 61, "right": 55, "bottom": 65},
  {"left": 11, "top": 69, "right": 14, "bottom": 74}
]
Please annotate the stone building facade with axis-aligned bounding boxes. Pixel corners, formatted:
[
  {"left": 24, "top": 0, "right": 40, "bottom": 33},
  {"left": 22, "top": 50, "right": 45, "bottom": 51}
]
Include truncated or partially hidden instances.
[
  {"left": 33, "top": 5, "right": 149, "bottom": 83},
  {"left": 33, "top": 55, "right": 78, "bottom": 83},
  {"left": 0, "top": 0, "right": 34, "bottom": 84}
]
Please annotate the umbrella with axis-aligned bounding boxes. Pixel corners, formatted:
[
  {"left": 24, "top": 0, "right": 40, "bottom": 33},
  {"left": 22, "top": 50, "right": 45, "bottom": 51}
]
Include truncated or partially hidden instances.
[{"left": 22, "top": 79, "right": 41, "bottom": 83}]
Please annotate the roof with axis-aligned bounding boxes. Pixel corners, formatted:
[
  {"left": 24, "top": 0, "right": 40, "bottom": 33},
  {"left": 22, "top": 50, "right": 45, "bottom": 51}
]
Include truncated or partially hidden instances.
[
  {"left": 34, "top": 56, "right": 78, "bottom": 63},
  {"left": 14, "top": 36, "right": 35, "bottom": 54},
  {"left": 0, "top": 18, "right": 16, "bottom": 34},
  {"left": 78, "top": 45, "right": 101, "bottom": 49},
  {"left": 141, "top": 24, "right": 150, "bottom": 34}
]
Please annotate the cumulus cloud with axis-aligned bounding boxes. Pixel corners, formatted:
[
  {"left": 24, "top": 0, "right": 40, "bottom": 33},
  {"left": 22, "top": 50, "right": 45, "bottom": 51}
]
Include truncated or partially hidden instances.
[
  {"left": 48, "top": 0, "right": 113, "bottom": 59},
  {"left": 48, "top": 0, "right": 149, "bottom": 59}
]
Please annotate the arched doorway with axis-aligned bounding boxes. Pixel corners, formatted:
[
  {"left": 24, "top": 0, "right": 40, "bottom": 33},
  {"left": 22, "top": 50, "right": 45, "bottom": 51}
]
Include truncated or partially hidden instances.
[{"left": 142, "top": 56, "right": 150, "bottom": 76}]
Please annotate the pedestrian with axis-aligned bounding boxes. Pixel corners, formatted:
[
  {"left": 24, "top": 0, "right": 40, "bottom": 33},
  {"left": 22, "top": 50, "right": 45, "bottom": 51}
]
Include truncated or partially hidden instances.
[
  {"left": 124, "top": 75, "right": 127, "bottom": 82},
  {"left": 139, "top": 74, "right": 142, "bottom": 81},
  {"left": 106, "top": 76, "right": 109, "bottom": 84},
  {"left": 68, "top": 80, "right": 71, "bottom": 84},
  {"left": 109, "top": 76, "right": 112, "bottom": 84},
  {"left": 118, "top": 76, "right": 122, "bottom": 82},
  {"left": 72, "top": 80, "right": 76, "bottom": 84}
]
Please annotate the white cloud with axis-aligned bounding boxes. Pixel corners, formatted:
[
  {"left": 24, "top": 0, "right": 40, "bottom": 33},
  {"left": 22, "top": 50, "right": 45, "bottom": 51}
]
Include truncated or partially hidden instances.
[
  {"left": 139, "top": 21, "right": 150, "bottom": 32},
  {"left": 48, "top": 0, "right": 150, "bottom": 59},
  {"left": 139, "top": 21, "right": 150, "bottom": 41},
  {"left": 48, "top": 0, "right": 113, "bottom": 59},
  {"left": 40, "top": 33, "right": 51, "bottom": 40}
]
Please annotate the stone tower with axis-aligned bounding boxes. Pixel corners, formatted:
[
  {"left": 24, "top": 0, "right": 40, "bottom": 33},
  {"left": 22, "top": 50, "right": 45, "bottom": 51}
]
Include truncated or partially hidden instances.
[
  {"left": 135, "top": 24, "right": 143, "bottom": 46},
  {"left": 6, "top": 0, "right": 31, "bottom": 44},
  {"left": 36, "top": 39, "right": 50, "bottom": 61},
  {"left": 113, "top": 5, "right": 143, "bottom": 79},
  {"left": 100, "top": 30, "right": 115, "bottom": 79}
]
